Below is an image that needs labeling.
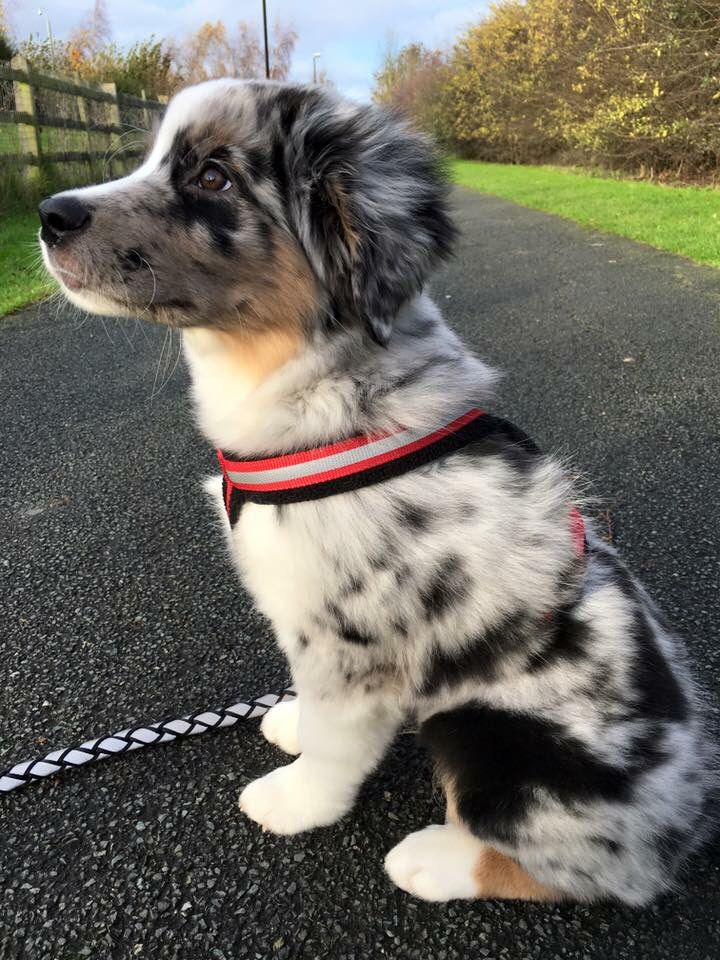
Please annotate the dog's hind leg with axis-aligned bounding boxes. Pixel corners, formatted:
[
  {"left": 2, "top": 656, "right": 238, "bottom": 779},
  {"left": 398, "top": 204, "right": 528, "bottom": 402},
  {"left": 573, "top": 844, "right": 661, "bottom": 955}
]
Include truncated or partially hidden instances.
[
  {"left": 385, "top": 705, "right": 566, "bottom": 902},
  {"left": 384, "top": 823, "right": 561, "bottom": 903}
]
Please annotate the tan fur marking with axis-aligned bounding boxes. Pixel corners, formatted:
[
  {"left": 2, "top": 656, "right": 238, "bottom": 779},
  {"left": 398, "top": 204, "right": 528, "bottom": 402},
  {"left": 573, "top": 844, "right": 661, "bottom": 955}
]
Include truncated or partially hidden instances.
[
  {"left": 183, "top": 236, "right": 318, "bottom": 387},
  {"left": 442, "top": 775, "right": 460, "bottom": 825},
  {"left": 474, "top": 847, "right": 563, "bottom": 902},
  {"left": 191, "top": 325, "right": 303, "bottom": 390},
  {"left": 326, "top": 176, "right": 360, "bottom": 260},
  {"left": 245, "top": 238, "right": 320, "bottom": 332},
  {"left": 441, "top": 774, "right": 562, "bottom": 901}
]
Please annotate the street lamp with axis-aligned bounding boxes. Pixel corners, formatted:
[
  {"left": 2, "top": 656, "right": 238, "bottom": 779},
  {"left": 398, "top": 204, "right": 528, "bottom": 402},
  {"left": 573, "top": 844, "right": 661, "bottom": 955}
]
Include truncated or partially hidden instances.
[
  {"left": 262, "top": 0, "right": 270, "bottom": 79},
  {"left": 37, "top": 8, "right": 55, "bottom": 66},
  {"left": 312, "top": 52, "right": 322, "bottom": 84}
]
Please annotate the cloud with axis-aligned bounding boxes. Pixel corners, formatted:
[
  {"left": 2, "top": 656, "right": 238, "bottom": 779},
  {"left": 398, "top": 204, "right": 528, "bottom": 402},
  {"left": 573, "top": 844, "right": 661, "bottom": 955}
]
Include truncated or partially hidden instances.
[{"left": 12, "top": 1, "right": 489, "bottom": 100}]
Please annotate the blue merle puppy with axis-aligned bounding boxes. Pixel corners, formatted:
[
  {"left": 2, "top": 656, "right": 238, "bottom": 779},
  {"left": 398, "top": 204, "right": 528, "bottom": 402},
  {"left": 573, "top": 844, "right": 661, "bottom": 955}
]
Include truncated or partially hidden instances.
[{"left": 39, "top": 79, "right": 715, "bottom": 905}]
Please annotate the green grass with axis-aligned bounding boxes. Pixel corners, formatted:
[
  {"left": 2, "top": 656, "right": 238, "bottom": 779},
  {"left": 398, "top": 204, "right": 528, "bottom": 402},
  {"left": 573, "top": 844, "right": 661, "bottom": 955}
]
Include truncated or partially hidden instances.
[
  {"left": 453, "top": 160, "right": 720, "bottom": 269},
  {"left": 0, "top": 211, "right": 55, "bottom": 316},
  {"left": 0, "top": 121, "right": 20, "bottom": 153}
]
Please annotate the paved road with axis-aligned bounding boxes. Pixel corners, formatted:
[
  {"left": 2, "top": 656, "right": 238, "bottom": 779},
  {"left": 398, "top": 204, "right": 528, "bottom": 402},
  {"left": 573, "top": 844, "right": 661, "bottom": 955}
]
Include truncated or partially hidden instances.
[{"left": 2, "top": 188, "right": 720, "bottom": 960}]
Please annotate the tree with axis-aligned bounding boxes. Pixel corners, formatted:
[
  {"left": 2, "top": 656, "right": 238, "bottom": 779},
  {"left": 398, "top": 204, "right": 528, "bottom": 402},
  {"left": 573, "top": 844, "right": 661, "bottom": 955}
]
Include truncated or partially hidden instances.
[
  {"left": 374, "top": 42, "right": 449, "bottom": 140},
  {"left": 230, "top": 21, "right": 262, "bottom": 78},
  {"left": 0, "top": 0, "right": 15, "bottom": 60},
  {"left": 70, "top": 0, "right": 112, "bottom": 59},
  {"left": 439, "top": 0, "right": 720, "bottom": 174},
  {"left": 442, "top": 0, "right": 565, "bottom": 163},
  {"left": 174, "top": 20, "right": 230, "bottom": 84},
  {"left": 0, "top": 30, "right": 14, "bottom": 62},
  {"left": 175, "top": 20, "right": 297, "bottom": 84},
  {"left": 175, "top": 18, "right": 297, "bottom": 85},
  {"left": 269, "top": 21, "right": 297, "bottom": 81}
]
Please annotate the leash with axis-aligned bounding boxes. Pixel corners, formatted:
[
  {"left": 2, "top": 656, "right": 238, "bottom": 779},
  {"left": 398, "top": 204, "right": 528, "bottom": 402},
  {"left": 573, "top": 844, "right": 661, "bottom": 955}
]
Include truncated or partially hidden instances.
[{"left": 0, "top": 686, "right": 296, "bottom": 793}]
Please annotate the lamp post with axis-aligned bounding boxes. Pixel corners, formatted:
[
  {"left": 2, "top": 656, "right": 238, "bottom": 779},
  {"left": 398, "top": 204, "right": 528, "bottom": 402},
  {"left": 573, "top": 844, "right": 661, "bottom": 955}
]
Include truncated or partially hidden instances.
[
  {"left": 262, "top": 0, "right": 270, "bottom": 79},
  {"left": 312, "top": 52, "right": 322, "bottom": 84},
  {"left": 37, "top": 8, "right": 55, "bottom": 67}
]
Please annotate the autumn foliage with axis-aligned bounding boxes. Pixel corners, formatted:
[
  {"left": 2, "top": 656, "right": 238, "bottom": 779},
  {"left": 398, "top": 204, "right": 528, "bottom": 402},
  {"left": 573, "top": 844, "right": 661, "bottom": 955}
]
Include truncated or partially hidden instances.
[
  {"left": 13, "top": 1, "right": 298, "bottom": 100},
  {"left": 375, "top": 0, "right": 720, "bottom": 178}
]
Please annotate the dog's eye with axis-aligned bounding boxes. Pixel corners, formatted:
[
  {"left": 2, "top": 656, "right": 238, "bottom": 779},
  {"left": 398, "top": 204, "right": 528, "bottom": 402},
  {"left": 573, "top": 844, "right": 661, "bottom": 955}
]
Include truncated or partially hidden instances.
[{"left": 196, "top": 165, "right": 231, "bottom": 192}]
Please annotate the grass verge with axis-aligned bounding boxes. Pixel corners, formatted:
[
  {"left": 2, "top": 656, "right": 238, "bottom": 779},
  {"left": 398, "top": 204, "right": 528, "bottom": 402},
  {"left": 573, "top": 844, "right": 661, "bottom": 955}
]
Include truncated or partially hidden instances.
[
  {"left": 0, "top": 212, "right": 54, "bottom": 317},
  {"left": 453, "top": 160, "right": 720, "bottom": 269}
]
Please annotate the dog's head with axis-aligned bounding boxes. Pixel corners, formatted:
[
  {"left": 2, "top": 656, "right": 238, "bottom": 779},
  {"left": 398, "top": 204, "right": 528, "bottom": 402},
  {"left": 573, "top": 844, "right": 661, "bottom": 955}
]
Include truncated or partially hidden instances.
[{"left": 39, "top": 79, "right": 455, "bottom": 346}]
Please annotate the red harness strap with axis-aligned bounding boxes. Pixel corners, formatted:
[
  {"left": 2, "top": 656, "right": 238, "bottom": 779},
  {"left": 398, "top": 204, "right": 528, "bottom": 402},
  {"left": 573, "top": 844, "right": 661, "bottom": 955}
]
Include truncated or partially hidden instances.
[
  {"left": 217, "top": 408, "right": 490, "bottom": 510},
  {"left": 216, "top": 408, "right": 587, "bottom": 558},
  {"left": 569, "top": 506, "right": 587, "bottom": 557}
]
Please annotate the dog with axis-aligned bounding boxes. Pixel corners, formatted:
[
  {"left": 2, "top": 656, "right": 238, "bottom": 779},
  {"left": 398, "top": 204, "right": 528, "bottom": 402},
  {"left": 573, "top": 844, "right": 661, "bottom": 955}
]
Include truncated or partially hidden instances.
[{"left": 39, "top": 79, "right": 715, "bottom": 905}]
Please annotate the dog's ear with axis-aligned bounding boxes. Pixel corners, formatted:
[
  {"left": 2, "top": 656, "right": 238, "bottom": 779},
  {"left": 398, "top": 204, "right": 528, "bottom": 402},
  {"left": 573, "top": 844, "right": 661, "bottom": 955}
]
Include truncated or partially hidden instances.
[{"left": 287, "top": 95, "right": 456, "bottom": 345}]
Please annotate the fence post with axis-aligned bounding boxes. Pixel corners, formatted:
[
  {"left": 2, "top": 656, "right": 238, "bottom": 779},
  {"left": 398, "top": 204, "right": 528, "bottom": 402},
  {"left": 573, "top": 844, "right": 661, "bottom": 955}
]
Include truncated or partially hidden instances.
[
  {"left": 10, "top": 54, "right": 40, "bottom": 183},
  {"left": 101, "top": 81, "right": 121, "bottom": 177},
  {"left": 74, "top": 73, "right": 93, "bottom": 177},
  {"left": 140, "top": 88, "right": 150, "bottom": 131}
]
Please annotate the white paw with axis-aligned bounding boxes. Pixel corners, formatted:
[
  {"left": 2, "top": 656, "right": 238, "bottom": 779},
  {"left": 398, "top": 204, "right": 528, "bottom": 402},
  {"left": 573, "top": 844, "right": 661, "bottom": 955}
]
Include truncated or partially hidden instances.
[
  {"left": 239, "top": 759, "right": 351, "bottom": 835},
  {"left": 384, "top": 824, "right": 482, "bottom": 902},
  {"left": 261, "top": 698, "right": 301, "bottom": 755}
]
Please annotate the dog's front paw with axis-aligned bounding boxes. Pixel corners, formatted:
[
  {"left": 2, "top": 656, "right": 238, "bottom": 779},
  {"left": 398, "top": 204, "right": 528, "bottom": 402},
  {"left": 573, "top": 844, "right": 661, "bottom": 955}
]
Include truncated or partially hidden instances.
[
  {"left": 261, "top": 698, "right": 300, "bottom": 755},
  {"left": 239, "top": 759, "right": 351, "bottom": 834}
]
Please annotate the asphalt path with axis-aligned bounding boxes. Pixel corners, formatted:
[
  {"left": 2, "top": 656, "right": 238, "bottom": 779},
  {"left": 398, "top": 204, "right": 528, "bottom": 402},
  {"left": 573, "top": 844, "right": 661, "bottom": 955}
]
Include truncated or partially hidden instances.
[{"left": 2, "top": 187, "right": 720, "bottom": 959}]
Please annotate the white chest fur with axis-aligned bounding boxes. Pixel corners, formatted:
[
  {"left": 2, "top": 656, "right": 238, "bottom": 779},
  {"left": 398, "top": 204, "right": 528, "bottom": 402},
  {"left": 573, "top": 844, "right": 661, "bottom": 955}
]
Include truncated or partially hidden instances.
[{"left": 204, "top": 475, "right": 322, "bottom": 641}]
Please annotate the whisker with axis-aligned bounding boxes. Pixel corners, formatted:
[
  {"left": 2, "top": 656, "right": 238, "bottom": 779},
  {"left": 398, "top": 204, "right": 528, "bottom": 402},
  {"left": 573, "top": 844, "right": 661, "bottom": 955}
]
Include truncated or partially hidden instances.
[
  {"left": 99, "top": 316, "right": 115, "bottom": 345},
  {"left": 133, "top": 316, "right": 154, "bottom": 349},
  {"left": 113, "top": 316, "right": 136, "bottom": 352},
  {"left": 153, "top": 328, "right": 184, "bottom": 398},
  {"left": 133, "top": 253, "right": 158, "bottom": 319},
  {"left": 51, "top": 263, "right": 84, "bottom": 283},
  {"left": 151, "top": 328, "right": 171, "bottom": 400},
  {"left": 102, "top": 138, "right": 147, "bottom": 181}
]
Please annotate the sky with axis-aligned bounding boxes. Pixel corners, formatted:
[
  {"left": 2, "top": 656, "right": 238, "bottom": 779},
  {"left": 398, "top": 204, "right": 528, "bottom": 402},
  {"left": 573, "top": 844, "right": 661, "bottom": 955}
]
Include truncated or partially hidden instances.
[{"left": 10, "top": 1, "right": 490, "bottom": 101}]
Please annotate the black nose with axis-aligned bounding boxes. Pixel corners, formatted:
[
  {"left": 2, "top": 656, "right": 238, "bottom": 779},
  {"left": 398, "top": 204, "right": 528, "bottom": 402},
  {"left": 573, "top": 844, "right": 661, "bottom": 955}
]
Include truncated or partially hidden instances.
[{"left": 38, "top": 195, "right": 91, "bottom": 245}]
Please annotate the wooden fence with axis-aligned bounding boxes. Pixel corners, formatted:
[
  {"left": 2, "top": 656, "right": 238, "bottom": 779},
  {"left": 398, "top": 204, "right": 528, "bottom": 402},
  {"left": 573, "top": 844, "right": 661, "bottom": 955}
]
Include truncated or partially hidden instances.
[{"left": 0, "top": 55, "right": 166, "bottom": 191}]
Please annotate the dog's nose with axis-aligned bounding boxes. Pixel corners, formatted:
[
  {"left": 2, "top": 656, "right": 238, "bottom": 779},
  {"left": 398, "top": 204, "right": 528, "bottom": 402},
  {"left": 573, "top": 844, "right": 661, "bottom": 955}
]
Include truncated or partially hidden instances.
[{"left": 38, "top": 194, "right": 91, "bottom": 245}]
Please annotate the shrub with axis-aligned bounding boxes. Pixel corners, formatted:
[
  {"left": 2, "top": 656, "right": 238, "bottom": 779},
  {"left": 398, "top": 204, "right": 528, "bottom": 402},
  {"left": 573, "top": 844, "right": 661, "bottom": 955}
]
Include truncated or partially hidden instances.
[
  {"left": 378, "top": 0, "right": 720, "bottom": 178},
  {"left": 83, "top": 39, "right": 178, "bottom": 98},
  {"left": 17, "top": 35, "right": 178, "bottom": 99}
]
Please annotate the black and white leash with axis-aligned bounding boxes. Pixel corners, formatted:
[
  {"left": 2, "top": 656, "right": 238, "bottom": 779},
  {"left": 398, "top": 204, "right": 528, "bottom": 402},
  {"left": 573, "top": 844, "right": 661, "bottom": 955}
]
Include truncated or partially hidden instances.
[{"left": 0, "top": 686, "right": 296, "bottom": 793}]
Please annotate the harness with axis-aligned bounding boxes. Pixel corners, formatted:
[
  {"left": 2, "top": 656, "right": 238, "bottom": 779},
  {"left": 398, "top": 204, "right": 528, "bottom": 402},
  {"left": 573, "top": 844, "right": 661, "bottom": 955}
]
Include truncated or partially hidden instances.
[{"left": 216, "top": 406, "right": 587, "bottom": 555}]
